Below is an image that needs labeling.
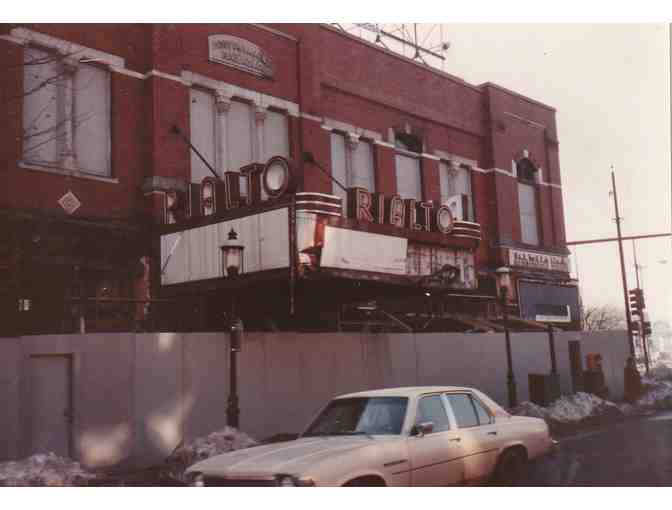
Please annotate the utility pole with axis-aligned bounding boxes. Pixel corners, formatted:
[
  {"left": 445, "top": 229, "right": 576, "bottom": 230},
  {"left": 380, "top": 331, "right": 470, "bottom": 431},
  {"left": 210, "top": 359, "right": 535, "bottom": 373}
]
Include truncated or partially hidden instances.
[{"left": 611, "top": 170, "right": 636, "bottom": 357}]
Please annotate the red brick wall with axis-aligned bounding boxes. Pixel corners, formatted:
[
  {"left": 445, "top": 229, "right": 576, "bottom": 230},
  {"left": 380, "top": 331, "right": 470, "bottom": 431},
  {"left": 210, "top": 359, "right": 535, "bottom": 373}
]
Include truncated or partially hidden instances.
[
  {"left": 0, "top": 25, "right": 151, "bottom": 220},
  {"left": 420, "top": 157, "right": 441, "bottom": 203},
  {"left": 0, "top": 22, "right": 570, "bottom": 271},
  {"left": 482, "top": 83, "right": 567, "bottom": 255},
  {"left": 374, "top": 144, "right": 396, "bottom": 196}
]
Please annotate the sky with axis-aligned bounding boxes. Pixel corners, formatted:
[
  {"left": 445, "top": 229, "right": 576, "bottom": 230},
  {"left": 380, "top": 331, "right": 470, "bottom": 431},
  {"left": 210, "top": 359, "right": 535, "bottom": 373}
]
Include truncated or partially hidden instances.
[{"left": 358, "top": 23, "right": 671, "bottom": 326}]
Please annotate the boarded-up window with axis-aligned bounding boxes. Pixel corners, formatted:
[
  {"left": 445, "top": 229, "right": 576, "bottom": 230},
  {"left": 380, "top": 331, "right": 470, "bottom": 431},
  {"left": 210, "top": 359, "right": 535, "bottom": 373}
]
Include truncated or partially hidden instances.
[
  {"left": 22, "top": 47, "right": 111, "bottom": 176},
  {"left": 439, "top": 161, "right": 473, "bottom": 221},
  {"left": 189, "top": 93, "right": 290, "bottom": 196},
  {"left": 352, "top": 140, "right": 375, "bottom": 191},
  {"left": 22, "top": 47, "right": 63, "bottom": 166},
  {"left": 264, "top": 109, "right": 289, "bottom": 160},
  {"left": 73, "top": 63, "right": 110, "bottom": 176},
  {"left": 229, "top": 100, "right": 254, "bottom": 195},
  {"left": 330, "top": 132, "right": 348, "bottom": 211},
  {"left": 395, "top": 154, "right": 422, "bottom": 200},
  {"left": 189, "top": 88, "right": 216, "bottom": 183},
  {"left": 518, "top": 182, "right": 539, "bottom": 245}
]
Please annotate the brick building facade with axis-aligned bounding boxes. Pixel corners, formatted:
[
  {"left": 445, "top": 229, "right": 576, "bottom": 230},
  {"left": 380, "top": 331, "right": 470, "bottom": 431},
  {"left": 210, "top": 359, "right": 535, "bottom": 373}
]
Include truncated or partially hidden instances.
[{"left": 0, "top": 23, "right": 579, "bottom": 335}]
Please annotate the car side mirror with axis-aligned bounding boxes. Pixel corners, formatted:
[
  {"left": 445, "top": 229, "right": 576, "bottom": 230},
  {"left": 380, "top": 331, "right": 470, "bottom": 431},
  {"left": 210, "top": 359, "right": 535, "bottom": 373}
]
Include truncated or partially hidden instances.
[{"left": 411, "top": 421, "right": 434, "bottom": 437}]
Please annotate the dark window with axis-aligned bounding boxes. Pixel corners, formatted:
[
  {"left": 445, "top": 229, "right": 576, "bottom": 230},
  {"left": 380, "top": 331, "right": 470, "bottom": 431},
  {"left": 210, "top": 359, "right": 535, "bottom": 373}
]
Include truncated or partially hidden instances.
[
  {"left": 471, "top": 397, "right": 493, "bottom": 425},
  {"left": 446, "top": 394, "right": 479, "bottom": 428},
  {"left": 394, "top": 132, "right": 423, "bottom": 154},
  {"left": 415, "top": 395, "right": 450, "bottom": 433},
  {"left": 517, "top": 158, "right": 537, "bottom": 182}
]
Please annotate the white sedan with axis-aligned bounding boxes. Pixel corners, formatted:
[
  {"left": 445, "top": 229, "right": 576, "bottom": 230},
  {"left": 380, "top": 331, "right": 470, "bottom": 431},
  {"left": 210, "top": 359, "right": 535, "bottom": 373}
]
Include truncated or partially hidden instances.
[{"left": 185, "top": 386, "right": 556, "bottom": 486}]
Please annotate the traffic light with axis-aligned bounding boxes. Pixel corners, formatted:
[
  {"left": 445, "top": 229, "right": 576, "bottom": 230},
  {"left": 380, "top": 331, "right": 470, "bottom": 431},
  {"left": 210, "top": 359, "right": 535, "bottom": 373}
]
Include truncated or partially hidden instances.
[
  {"left": 628, "top": 288, "right": 645, "bottom": 317},
  {"left": 643, "top": 321, "right": 652, "bottom": 337}
]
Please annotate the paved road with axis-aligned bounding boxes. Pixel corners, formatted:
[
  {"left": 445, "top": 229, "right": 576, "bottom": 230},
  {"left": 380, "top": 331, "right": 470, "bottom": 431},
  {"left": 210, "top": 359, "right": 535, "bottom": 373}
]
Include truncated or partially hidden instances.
[{"left": 524, "top": 411, "right": 672, "bottom": 486}]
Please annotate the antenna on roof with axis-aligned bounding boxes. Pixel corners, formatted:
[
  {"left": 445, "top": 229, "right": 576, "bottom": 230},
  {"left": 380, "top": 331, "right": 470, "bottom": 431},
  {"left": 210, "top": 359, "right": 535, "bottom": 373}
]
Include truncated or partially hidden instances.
[{"left": 335, "top": 23, "right": 451, "bottom": 68}]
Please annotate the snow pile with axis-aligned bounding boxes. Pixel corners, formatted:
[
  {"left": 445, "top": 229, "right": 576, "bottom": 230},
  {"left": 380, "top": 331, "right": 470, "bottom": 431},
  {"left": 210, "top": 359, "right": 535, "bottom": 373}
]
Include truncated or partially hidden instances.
[
  {"left": 649, "top": 361, "right": 672, "bottom": 382},
  {"left": 637, "top": 379, "right": 672, "bottom": 410},
  {"left": 0, "top": 453, "right": 95, "bottom": 487},
  {"left": 165, "top": 426, "right": 257, "bottom": 482},
  {"left": 511, "top": 392, "right": 626, "bottom": 432}
]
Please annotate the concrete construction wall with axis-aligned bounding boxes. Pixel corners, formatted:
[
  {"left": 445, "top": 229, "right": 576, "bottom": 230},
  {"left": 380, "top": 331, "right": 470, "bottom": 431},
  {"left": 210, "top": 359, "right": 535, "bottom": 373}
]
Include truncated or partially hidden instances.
[{"left": 0, "top": 330, "right": 630, "bottom": 469}]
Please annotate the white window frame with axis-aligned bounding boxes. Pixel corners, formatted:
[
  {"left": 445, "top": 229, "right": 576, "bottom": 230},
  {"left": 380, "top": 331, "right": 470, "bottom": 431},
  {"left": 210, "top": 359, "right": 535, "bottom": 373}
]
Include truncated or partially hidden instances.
[
  {"left": 21, "top": 44, "right": 112, "bottom": 179},
  {"left": 518, "top": 179, "right": 540, "bottom": 246}
]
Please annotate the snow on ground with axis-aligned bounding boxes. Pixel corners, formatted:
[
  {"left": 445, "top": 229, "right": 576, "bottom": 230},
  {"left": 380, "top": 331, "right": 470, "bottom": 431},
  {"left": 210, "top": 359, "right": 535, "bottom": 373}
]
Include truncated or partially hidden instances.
[
  {"left": 510, "top": 392, "right": 626, "bottom": 431},
  {"left": 639, "top": 359, "right": 672, "bottom": 410},
  {"left": 512, "top": 360, "right": 672, "bottom": 433},
  {"left": 164, "top": 426, "right": 257, "bottom": 482},
  {"left": 0, "top": 453, "right": 96, "bottom": 487}
]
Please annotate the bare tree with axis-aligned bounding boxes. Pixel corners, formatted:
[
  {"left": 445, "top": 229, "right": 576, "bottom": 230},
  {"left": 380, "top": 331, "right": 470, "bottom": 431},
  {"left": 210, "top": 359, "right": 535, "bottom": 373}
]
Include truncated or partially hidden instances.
[
  {"left": 3, "top": 41, "right": 100, "bottom": 169},
  {"left": 582, "top": 304, "right": 626, "bottom": 332}
]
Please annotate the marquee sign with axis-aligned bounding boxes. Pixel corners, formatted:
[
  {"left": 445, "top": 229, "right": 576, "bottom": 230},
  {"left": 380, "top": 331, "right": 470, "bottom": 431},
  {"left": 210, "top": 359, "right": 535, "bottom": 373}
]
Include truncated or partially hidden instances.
[
  {"left": 160, "top": 156, "right": 482, "bottom": 243},
  {"left": 509, "top": 248, "right": 570, "bottom": 273},
  {"left": 208, "top": 35, "right": 274, "bottom": 78}
]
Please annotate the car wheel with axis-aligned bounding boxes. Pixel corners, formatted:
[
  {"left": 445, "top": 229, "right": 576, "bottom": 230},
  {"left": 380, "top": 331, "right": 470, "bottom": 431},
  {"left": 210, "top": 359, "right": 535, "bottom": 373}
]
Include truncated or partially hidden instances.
[
  {"left": 492, "top": 448, "right": 527, "bottom": 486},
  {"left": 343, "top": 476, "right": 386, "bottom": 487}
]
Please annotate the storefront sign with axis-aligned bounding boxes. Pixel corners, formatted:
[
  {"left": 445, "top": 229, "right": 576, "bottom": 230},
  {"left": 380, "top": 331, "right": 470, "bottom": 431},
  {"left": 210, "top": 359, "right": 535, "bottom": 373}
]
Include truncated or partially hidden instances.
[
  {"left": 509, "top": 249, "right": 570, "bottom": 272},
  {"left": 162, "top": 156, "right": 295, "bottom": 224},
  {"left": 162, "top": 156, "right": 481, "bottom": 242},
  {"left": 208, "top": 35, "right": 274, "bottom": 78},
  {"left": 348, "top": 187, "right": 455, "bottom": 234}
]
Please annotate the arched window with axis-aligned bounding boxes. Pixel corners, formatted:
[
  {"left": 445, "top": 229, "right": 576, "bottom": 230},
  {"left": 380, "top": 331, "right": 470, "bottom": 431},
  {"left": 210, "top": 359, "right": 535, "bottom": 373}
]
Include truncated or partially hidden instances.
[{"left": 517, "top": 158, "right": 539, "bottom": 245}]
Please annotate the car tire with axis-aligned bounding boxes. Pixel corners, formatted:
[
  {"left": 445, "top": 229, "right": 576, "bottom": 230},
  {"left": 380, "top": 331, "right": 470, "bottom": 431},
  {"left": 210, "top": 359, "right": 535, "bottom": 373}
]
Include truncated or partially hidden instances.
[
  {"left": 343, "top": 476, "right": 386, "bottom": 487},
  {"left": 492, "top": 448, "right": 527, "bottom": 486}
]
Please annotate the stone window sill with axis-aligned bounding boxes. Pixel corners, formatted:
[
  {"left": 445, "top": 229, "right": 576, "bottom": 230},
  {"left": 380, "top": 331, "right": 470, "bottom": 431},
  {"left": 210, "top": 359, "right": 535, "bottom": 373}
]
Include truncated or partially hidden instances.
[{"left": 19, "top": 161, "right": 119, "bottom": 184}]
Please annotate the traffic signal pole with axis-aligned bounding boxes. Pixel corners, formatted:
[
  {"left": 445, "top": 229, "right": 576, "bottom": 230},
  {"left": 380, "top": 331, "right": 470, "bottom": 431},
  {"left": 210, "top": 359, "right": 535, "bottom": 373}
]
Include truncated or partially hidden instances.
[
  {"left": 612, "top": 171, "right": 636, "bottom": 358},
  {"left": 632, "top": 241, "right": 651, "bottom": 374}
]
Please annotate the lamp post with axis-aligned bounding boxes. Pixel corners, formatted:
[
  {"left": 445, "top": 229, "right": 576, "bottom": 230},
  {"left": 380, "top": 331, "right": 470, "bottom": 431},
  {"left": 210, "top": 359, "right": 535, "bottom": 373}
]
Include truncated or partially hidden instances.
[
  {"left": 221, "top": 228, "right": 244, "bottom": 428},
  {"left": 496, "top": 267, "right": 517, "bottom": 408}
]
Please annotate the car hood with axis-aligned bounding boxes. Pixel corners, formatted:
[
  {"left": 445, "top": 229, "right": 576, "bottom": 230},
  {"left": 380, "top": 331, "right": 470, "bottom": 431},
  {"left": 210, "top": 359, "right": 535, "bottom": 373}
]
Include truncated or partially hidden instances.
[{"left": 186, "top": 436, "right": 388, "bottom": 478}]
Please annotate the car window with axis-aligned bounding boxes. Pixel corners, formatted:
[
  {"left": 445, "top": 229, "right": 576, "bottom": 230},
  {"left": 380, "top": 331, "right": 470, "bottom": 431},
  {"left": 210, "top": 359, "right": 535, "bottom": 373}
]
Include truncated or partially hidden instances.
[
  {"left": 303, "top": 397, "right": 408, "bottom": 436},
  {"left": 446, "top": 394, "right": 479, "bottom": 428},
  {"left": 415, "top": 395, "right": 450, "bottom": 433},
  {"left": 471, "top": 396, "right": 493, "bottom": 425}
]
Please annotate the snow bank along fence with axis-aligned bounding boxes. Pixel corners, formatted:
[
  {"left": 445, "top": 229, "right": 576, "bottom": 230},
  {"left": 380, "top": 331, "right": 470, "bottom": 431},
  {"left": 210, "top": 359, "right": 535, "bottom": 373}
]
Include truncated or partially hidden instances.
[{"left": 0, "top": 330, "right": 629, "bottom": 469}]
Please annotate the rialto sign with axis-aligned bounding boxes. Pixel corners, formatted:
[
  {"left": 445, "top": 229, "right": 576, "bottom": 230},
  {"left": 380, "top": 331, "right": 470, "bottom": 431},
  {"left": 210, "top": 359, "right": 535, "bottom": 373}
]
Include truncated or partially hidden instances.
[{"left": 161, "top": 156, "right": 481, "bottom": 241}]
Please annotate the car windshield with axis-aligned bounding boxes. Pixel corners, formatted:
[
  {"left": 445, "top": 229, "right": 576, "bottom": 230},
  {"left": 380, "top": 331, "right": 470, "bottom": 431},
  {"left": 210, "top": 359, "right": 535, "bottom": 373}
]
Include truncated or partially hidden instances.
[{"left": 303, "top": 397, "right": 408, "bottom": 437}]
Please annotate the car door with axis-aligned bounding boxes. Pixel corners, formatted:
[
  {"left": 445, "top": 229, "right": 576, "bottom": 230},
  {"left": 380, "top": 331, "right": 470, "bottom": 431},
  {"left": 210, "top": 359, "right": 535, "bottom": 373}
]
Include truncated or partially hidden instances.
[
  {"left": 406, "top": 394, "right": 465, "bottom": 486},
  {"left": 445, "top": 392, "right": 500, "bottom": 483}
]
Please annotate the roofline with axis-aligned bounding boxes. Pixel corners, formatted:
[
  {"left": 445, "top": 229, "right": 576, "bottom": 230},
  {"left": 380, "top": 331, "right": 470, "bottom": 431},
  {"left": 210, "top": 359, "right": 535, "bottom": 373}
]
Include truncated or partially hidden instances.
[
  {"left": 479, "top": 82, "right": 556, "bottom": 112},
  {"left": 319, "top": 24, "right": 483, "bottom": 94},
  {"left": 319, "top": 25, "right": 557, "bottom": 113}
]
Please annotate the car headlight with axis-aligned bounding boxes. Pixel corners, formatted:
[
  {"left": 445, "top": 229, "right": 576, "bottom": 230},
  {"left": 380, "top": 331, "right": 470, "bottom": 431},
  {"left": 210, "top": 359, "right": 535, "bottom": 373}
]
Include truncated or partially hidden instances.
[
  {"left": 185, "top": 472, "right": 205, "bottom": 487},
  {"left": 275, "top": 475, "right": 315, "bottom": 487}
]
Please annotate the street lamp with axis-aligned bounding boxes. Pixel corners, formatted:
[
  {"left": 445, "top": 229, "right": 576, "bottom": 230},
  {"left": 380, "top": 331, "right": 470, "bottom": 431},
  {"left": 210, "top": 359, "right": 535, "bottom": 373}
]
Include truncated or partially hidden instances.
[
  {"left": 221, "top": 228, "right": 244, "bottom": 277},
  {"left": 496, "top": 267, "right": 518, "bottom": 408},
  {"left": 221, "top": 228, "right": 244, "bottom": 428}
]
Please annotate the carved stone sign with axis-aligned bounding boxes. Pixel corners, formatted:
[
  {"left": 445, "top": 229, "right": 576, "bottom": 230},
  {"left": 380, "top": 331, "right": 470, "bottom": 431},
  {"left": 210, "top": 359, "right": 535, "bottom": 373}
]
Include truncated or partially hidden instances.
[
  {"left": 509, "top": 248, "right": 570, "bottom": 273},
  {"left": 208, "top": 35, "right": 273, "bottom": 78}
]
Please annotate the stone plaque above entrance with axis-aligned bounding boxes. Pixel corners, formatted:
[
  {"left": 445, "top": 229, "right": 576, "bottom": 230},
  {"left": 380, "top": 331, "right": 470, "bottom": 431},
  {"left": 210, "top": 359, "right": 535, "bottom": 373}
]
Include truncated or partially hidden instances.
[{"left": 208, "top": 35, "right": 274, "bottom": 78}]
